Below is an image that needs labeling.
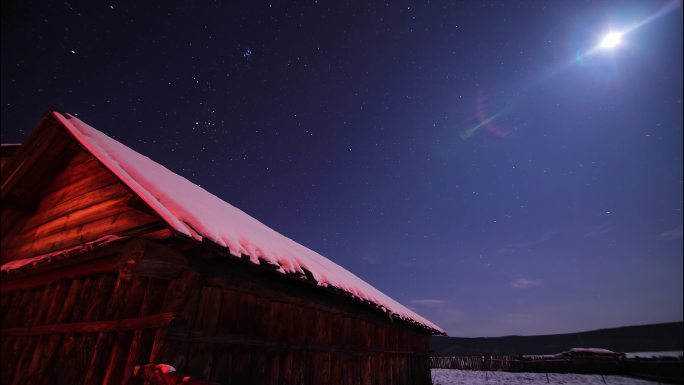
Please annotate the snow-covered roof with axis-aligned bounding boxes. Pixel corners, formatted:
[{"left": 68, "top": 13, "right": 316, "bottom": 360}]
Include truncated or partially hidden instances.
[{"left": 51, "top": 112, "right": 443, "bottom": 334}]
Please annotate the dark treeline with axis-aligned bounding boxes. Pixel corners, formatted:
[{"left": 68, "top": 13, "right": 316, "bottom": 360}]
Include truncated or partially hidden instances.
[{"left": 432, "top": 322, "right": 683, "bottom": 356}]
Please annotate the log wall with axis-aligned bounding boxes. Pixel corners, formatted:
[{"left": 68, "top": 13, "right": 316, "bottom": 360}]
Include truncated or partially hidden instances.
[
  {"left": 1, "top": 240, "right": 434, "bottom": 385},
  {"left": 2, "top": 149, "right": 163, "bottom": 264}
]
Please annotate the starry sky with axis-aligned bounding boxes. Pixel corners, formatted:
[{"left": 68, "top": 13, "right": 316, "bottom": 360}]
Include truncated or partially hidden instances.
[{"left": 1, "top": 1, "right": 682, "bottom": 337}]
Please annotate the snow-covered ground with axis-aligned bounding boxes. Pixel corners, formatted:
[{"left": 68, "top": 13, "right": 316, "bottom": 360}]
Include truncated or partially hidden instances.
[
  {"left": 624, "top": 351, "right": 683, "bottom": 358},
  {"left": 431, "top": 369, "right": 665, "bottom": 385}
]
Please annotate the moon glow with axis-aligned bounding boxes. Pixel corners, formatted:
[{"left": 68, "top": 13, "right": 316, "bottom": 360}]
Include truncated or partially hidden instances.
[{"left": 599, "top": 32, "right": 623, "bottom": 50}]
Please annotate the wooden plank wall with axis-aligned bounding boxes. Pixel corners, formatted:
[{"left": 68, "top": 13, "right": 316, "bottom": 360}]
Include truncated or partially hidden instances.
[
  {"left": 153, "top": 269, "right": 433, "bottom": 385},
  {"left": 1, "top": 272, "right": 173, "bottom": 385},
  {"left": 2, "top": 249, "right": 433, "bottom": 385},
  {"left": 1, "top": 149, "right": 162, "bottom": 263}
]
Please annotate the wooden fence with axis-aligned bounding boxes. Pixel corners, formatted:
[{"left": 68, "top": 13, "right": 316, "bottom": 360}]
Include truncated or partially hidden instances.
[
  {"left": 430, "top": 354, "right": 628, "bottom": 373},
  {"left": 430, "top": 355, "right": 684, "bottom": 383},
  {"left": 430, "top": 355, "right": 531, "bottom": 371}
]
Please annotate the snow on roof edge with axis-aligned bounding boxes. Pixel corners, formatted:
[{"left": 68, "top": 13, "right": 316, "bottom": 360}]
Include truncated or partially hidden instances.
[{"left": 53, "top": 112, "right": 444, "bottom": 334}]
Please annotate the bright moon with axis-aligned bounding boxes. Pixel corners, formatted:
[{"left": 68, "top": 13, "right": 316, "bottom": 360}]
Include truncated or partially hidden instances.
[{"left": 599, "top": 32, "right": 623, "bottom": 49}]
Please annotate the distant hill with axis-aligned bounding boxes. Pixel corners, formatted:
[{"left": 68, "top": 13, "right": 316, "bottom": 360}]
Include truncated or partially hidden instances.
[{"left": 431, "top": 322, "right": 683, "bottom": 356}]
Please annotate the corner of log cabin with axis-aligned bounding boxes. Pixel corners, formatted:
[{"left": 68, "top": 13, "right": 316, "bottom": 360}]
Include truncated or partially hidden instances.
[{"left": 1, "top": 117, "right": 171, "bottom": 266}]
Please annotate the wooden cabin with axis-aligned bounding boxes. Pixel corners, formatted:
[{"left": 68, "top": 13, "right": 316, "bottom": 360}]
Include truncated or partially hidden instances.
[{"left": 1, "top": 110, "right": 443, "bottom": 385}]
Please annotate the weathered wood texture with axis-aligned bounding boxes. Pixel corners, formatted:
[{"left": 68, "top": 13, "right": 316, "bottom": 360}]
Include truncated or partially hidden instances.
[
  {"left": 2, "top": 242, "right": 433, "bottom": 385},
  {"left": 150, "top": 254, "right": 434, "bottom": 385},
  {"left": 1, "top": 115, "right": 78, "bottom": 248},
  {"left": 0, "top": 240, "right": 186, "bottom": 385},
  {"left": 2, "top": 148, "right": 164, "bottom": 264},
  {"left": 0, "top": 273, "right": 173, "bottom": 385}
]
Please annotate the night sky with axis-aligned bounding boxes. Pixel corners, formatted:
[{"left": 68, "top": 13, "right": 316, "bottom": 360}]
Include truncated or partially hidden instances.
[{"left": 2, "top": 1, "right": 682, "bottom": 337}]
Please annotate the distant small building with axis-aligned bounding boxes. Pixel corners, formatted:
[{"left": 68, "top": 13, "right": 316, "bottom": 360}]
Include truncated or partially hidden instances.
[
  {"left": 1, "top": 109, "right": 443, "bottom": 385},
  {"left": 560, "top": 348, "right": 626, "bottom": 359}
]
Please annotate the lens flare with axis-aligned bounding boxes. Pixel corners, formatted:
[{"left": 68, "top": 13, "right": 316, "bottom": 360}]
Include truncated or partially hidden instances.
[
  {"left": 460, "top": 111, "right": 503, "bottom": 140},
  {"left": 458, "top": 0, "right": 681, "bottom": 142},
  {"left": 599, "top": 31, "right": 623, "bottom": 49},
  {"left": 460, "top": 91, "right": 514, "bottom": 141}
]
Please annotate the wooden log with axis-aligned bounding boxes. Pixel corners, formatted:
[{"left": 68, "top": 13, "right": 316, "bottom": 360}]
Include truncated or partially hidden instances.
[
  {"left": 218, "top": 289, "right": 240, "bottom": 335},
  {"left": 28, "top": 278, "right": 83, "bottom": 384},
  {"left": 142, "top": 227, "right": 175, "bottom": 242},
  {"left": 341, "top": 354, "right": 351, "bottom": 385},
  {"left": 360, "top": 354, "right": 372, "bottom": 385},
  {"left": 321, "top": 351, "right": 332, "bottom": 385},
  {"left": 265, "top": 349, "right": 280, "bottom": 385},
  {"left": 1, "top": 119, "right": 62, "bottom": 201},
  {"left": 278, "top": 302, "right": 293, "bottom": 344},
  {"left": 0, "top": 254, "right": 120, "bottom": 293},
  {"left": 0, "top": 291, "right": 21, "bottom": 381},
  {"left": 30, "top": 284, "right": 54, "bottom": 326},
  {"left": 306, "top": 350, "right": 318, "bottom": 385},
  {"left": 290, "top": 304, "right": 303, "bottom": 344},
  {"left": 44, "top": 331, "right": 78, "bottom": 384},
  {"left": 280, "top": 350, "right": 293, "bottom": 385},
  {"left": 250, "top": 348, "right": 268, "bottom": 385},
  {"left": 1, "top": 126, "right": 77, "bottom": 248},
  {"left": 253, "top": 296, "right": 269, "bottom": 338},
  {"left": 1, "top": 146, "right": 76, "bottom": 246},
  {"left": 237, "top": 292, "right": 257, "bottom": 336},
  {"left": 231, "top": 346, "right": 251, "bottom": 385},
  {"left": 22, "top": 279, "right": 70, "bottom": 384},
  {"left": 1, "top": 335, "right": 18, "bottom": 383},
  {"left": 264, "top": 299, "right": 279, "bottom": 342},
  {"left": 10, "top": 285, "right": 54, "bottom": 385},
  {"left": 0, "top": 292, "right": 14, "bottom": 324},
  {"left": 4, "top": 208, "right": 160, "bottom": 261},
  {"left": 122, "top": 277, "right": 170, "bottom": 385},
  {"left": 118, "top": 238, "right": 189, "bottom": 280},
  {"left": 3, "top": 290, "right": 35, "bottom": 382},
  {"left": 149, "top": 270, "right": 203, "bottom": 369},
  {"left": 204, "top": 269, "right": 436, "bottom": 337},
  {"left": 17, "top": 182, "right": 129, "bottom": 240},
  {"left": 1, "top": 312, "right": 175, "bottom": 336},
  {"left": 211, "top": 347, "right": 233, "bottom": 385},
  {"left": 353, "top": 354, "right": 363, "bottom": 385},
  {"left": 21, "top": 194, "right": 134, "bottom": 241},
  {"left": 342, "top": 316, "right": 353, "bottom": 348},
  {"left": 3, "top": 289, "right": 31, "bottom": 328},
  {"left": 100, "top": 275, "right": 148, "bottom": 385},
  {"left": 186, "top": 286, "right": 222, "bottom": 379},
  {"left": 21, "top": 287, "right": 45, "bottom": 325},
  {"left": 58, "top": 274, "right": 115, "bottom": 385},
  {"left": 42, "top": 151, "right": 101, "bottom": 194},
  {"left": 82, "top": 273, "right": 118, "bottom": 321},
  {"left": 211, "top": 289, "right": 242, "bottom": 385},
  {"left": 83, "top": 268, "right": 150, "bottom": 385},
  {"left": 302, "top": 307, "right": 315, "bottom": 346},
  {"left": 37, "top": 171, "right": 121, "bottom": 214},
  {"left": 328, "top": 352, "right": 339, "bottom": 385}
]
